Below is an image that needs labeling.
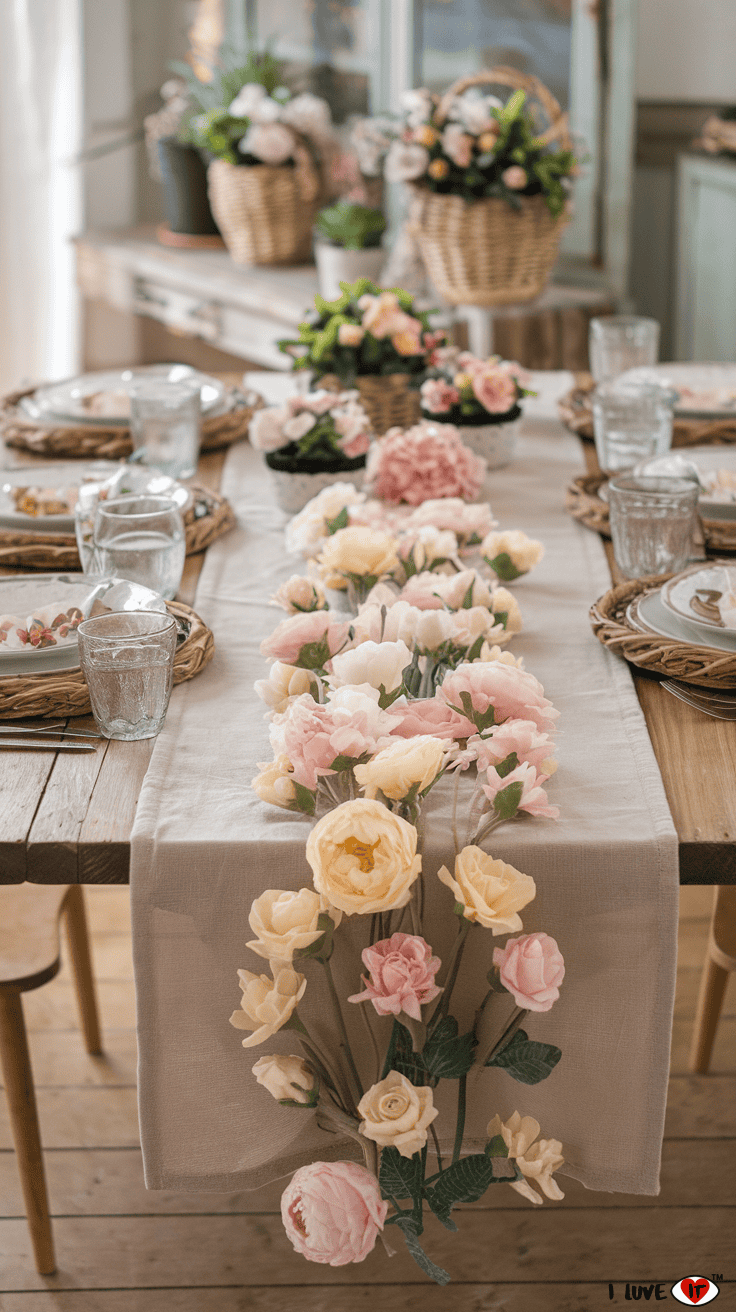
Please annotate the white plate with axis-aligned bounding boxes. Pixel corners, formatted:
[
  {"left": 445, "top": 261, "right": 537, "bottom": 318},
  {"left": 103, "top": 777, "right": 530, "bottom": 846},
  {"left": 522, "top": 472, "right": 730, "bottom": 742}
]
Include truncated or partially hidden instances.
[
  {"left": 661, "top": 564, "right": 736, "bottom": 634},
  {"left": 28, "top": 365, "right": 227, "bottom": 425},
  {"left": 599, "top": 446, "right": 736, "bottom": 521},
  {"left": 621, "top": 364, "right": 736, "bottom": 419},
  {"left": 629, "top": 588, "right": 736, "bottom": 652},
  {"left": 0, "top": 462, "right": 122, "bottom": 533}
]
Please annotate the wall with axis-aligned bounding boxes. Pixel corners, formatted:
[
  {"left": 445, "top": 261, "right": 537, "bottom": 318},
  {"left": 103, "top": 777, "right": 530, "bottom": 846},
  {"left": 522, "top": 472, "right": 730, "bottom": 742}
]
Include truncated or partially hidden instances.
[{"left": 636, "top": 0, "right": 736, "bottom": 102}]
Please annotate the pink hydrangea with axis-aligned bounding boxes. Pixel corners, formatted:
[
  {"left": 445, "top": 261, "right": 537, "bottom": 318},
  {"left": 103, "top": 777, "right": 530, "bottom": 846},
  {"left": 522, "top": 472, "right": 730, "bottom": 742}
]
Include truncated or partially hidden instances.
[
  {"left": 281, "top": 1160, "right": 388, "bottom": 1266},
  {"left": 260, "top": 611, "right": 352, "bottom": 666},
  {"left": 436, "top": 662, "right": 559, "bottom": 735},
  {"left": 388, "top": 697, "right": 475, "bottom": 741},
  {"left": 420, "top": 378, "right": 461, "bottom": 414},
  {"left": 482, "top": 760, "right": 559, "bottom": 819},
  {"left": 348, "top": 932, "right": 441, "bottom": 1020},
  {"left": 493, "top": 932, "right": 565, "bottom": 1012},
  {"left": 366, "top": 422, "right": 486, "bottom": 505}
]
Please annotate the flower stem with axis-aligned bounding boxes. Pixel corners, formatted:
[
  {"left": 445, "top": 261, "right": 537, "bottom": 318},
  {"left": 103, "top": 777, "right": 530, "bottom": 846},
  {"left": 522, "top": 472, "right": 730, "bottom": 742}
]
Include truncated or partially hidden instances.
[
  {"left": 451, "top": 765, "right": 461, "bottom": 855},
  {"left": 323, "top": 958, "right": 364, "bottom": 1109},
  {"left": 430, "top": 1121, "right": 444, "bottom": 1174},
  {"left": 356, "top": 998, "right": 383, "bottom": 1085},
  {"left": 429, "top": 917, "right": 472, "bottom": 1028},
  {"left": 297, "top": 1033, "right": 351, "bottom": 1115},
  {"left": 452, "top": 1073, "right": 467, "bottom": 1166}
]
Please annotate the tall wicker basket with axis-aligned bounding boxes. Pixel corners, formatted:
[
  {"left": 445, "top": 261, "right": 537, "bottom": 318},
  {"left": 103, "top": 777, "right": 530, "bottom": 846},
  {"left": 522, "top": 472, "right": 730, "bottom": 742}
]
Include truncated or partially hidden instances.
[
  {"left": 410, "top": 68, "right": 572, "bottom": 307},
  {"left": 321, "top": 373, "right": 421, "bottom": 436},
  {"left": 207, "top": 149, "right": 321, "bottom": 266}
]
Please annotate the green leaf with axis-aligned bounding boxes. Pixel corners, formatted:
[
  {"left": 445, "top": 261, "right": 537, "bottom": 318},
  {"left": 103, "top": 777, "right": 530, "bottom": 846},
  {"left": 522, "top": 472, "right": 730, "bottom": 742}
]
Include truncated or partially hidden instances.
[
  {"left": 329, "top": 752, "right": 370, "bottom": 772},
  {"left": 379, "top": 1145, "right": 423, "bottom": 1202},
  {"left": 295, "top": 638, "right": 330, "bottom": 671},
  {"left": 425, "top": 1154, "right": 507, "bottom": 1229},
  {"left": 387, "top": 1217, "right": 451, "bottom": 1285},
  {"left": 495, "top": 752, "right": 519, "bottom": 780},
  {"left": 326, "top": 506, "right": 349, "bottom": 534},
  {"left": 377, "top": 682, "right": 405, "bottom": 710},
  {"left": 422, "top": 1016, "right": 477, "bottom": 1081},
  {"left": 493, "top": 779, "right": 524, "bottom": 820},
  {"left": 485, "top": 1028, "right": 562, "bottom": 1084},
  {"left": 292, "top": 782, "right": 316, "bottom": 816},
  {"left": 465, "top": 634, "right": 484, "bottom": 663},
  {"left": 485, "top": 1134, "right": 509, "bottom": 1158},
  {"left": 486, "top": 550, "right": 523, "bottom": 582},
  {"left": 460, "top": 580, "right": 475, "bottom": 610},
  {"left": 293, "top": 912, "right": 337, "bottom": 963}
]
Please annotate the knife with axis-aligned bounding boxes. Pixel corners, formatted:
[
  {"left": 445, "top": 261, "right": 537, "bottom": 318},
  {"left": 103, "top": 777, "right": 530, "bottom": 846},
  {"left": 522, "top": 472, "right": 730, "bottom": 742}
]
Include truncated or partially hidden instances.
[{"left": 0, "top": 738, "right": 98, "bottom": 751}]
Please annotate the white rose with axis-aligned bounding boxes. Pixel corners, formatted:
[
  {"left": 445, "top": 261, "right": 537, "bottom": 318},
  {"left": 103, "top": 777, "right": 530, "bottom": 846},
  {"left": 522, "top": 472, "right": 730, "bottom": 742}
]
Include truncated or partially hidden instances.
[
  {"left": 249, "top": 406, "right": 288, "bottom": 452},
  {"left": 491, "top": 587, "right": 523, "bottom": 636},
  {"left": 448, "top": 605, "right": 504, "bottom": 651},
  {"left": 384, "top": 140, "right": 430, "bottom": 183},
  {"left": 482, "top": 530, "right": 545, "bottom": 576},
  {"left": 241, "top": 122, "right": 296, "bottom": 165},
  {"left": 399, "top": 525, "right": 458, "bottom": 569},
  {"left": 354, "top": 735, "right": 446, "bottom": 801},
  {"left": 230, "top": 964, "right": 307, "bottom": 1048},
  {"left": 254, "top": 663, "right": 316, "bottom": 715},
  {"left": 283, "top": 411, "right": 318, "bottom": 441},
  {"left": 285, "top": 482, "right": 366, "bottom": 557},
  {"left": 437, "top": 846, "right": 536, "bottom": 933},
  {"left": 431, "top": 569, "right": 495, "bottom": 611},
  {"left": 247, "top": 887, "right": 341, "bottom": 962},
  {"left": 271, "top": 576, "right": 327, "bottom": 615},
  {"left": 479, "top": 644, "right": 525, "bottom": 667},
  {"left": 281, "top": 92, "right": 332, "bottom": 139},
  {"left": 487, "top": 1112, "right": 565, "bottom": 1205},
  {"left": 358, "top": 1071, "right": 438, "bottom": 1158},
  {"left": 229, "top": 83, "right": 267, "bottom": 117},
  {"left": 413, "top": 607, "right": 455, "bottom": 652},
  {"left": 250, "top": 96, "right": 284, "bottom": 124},
  {"left": 251, "top": 755, "right": 297, "bottom": 808},
  {"left": 252, "top": 1053, "right": 316, "bottom": 1104},
  {"left": 328, "top": 639, "right": 412, "bottom": 695}
]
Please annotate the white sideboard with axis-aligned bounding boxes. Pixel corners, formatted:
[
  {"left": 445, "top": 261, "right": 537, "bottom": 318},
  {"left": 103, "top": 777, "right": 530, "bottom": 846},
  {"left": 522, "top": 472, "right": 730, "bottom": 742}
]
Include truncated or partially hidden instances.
[{"left": 676, "top": 153, "right": 736, "bottom": 361}]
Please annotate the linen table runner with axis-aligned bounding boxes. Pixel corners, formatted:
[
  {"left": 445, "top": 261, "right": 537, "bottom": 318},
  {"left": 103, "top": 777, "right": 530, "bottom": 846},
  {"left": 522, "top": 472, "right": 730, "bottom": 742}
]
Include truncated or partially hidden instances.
[{"left": 131, "top": 374, "right": 678, "bottom": 1195}]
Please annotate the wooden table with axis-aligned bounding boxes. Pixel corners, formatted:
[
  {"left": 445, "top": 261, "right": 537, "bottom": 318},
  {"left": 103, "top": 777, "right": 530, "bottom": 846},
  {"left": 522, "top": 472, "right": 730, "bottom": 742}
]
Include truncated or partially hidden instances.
[{"left": 0, "top": 422, "right": 734, "bottom": 888}]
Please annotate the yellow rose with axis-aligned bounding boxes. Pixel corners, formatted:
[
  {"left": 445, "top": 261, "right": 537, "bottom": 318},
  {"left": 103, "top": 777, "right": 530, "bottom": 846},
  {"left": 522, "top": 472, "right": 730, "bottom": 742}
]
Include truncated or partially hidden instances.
[
  {"left": 229, "top": 964, "right": 306, "bottom": 1048},
  {"left": 428, "top": 158, "right": 449, "bottom": 180},
  {"left": 252, "top": 1054, "right": 316, "bottom": 1104},
  {"left": 317, "top": 526, "right": 400, "bottom": 584},
  {"left": 487, "top": 1112, "right": 565, "bottom": 1205},
  {"left": 247, "top": 887, "right": 341, "bottom": 963},
  {"left": 251, "top": 755, "right": 297, "bottom": 808},
  {"left": 437, "top": 846, "right": 535, "bottom": 933},
  {"left": 478, "top": 127, "right": 500, "bottom": 152},
  {"left": 305, "top": 798, "right": 421, "bottom": 915},
  {"left": 354, "top": 735, "right": 446, "bottom": 801},
  {"left": 482, "top": 530, "right": 545, "bottom": 576},
  {"left": 491, "top": 586, "right": 523, "bottom": 636},
  {"left": 358, "top": 1071, "right": 438, "bottom": 1158}
]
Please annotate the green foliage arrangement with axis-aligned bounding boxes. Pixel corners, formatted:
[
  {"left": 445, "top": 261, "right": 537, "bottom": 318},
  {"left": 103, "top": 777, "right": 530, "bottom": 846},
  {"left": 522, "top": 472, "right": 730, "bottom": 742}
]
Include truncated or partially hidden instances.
[{"left": 314, "top": 203, "right": 386, "bottom": 250}]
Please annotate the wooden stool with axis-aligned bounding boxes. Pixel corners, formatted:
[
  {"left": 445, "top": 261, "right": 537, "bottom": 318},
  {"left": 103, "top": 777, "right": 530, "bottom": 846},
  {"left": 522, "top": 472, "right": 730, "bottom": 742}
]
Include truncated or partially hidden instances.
[
  {"left": 0, "top": 884, "right": 102, "bottom": 1274},
  {"left": 689, "top": 885, "right": 736, "bottom": 1073}
]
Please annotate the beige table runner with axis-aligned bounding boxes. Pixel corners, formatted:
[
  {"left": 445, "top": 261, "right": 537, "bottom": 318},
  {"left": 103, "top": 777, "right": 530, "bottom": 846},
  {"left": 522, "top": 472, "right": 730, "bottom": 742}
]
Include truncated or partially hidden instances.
[{"left": 131, "top": 373, "right": 678, "bottom": 1195}]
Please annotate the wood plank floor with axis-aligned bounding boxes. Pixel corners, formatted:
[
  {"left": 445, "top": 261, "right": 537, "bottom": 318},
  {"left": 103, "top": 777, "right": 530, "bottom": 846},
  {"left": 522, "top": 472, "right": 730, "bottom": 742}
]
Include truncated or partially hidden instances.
[{"left": 0, "top": 885, "right": 734, "bottom": 1309}]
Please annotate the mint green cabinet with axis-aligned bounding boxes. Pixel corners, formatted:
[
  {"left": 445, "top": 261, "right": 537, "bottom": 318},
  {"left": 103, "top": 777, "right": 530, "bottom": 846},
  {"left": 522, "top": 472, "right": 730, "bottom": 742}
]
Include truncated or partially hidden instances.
[{"left": 676, "top": 154, "right": 736, "bottom": 361}]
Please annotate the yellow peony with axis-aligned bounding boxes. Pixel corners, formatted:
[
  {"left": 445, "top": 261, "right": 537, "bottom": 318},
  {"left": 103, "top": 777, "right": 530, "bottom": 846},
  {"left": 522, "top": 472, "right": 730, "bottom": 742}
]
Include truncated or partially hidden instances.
[
  {"left": 437, "top": 846, "right": 535, "bottom": 934},
  {"left": 317, "top": 526, "right": 400, "bottom": 588},
  {"left": 305, "top": 798, "right": 421, "bottom": 915}
]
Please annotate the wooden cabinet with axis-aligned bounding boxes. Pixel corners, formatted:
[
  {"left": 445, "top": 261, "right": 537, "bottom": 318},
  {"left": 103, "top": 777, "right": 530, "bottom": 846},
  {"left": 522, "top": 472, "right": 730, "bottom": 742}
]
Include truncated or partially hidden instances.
[{"left": 676, "top": 153, "right": 736, "bottom": 361}]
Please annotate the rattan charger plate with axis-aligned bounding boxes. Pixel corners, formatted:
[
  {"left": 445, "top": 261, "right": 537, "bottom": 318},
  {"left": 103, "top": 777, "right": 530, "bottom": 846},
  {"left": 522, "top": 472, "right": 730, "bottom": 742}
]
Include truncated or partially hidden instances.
[
  {"left": 0, "top": 384, "right": 264, "bottom": 459},
  {"left": 565, "top": 472, "right": 736, "bottom": 553},
  {"left": 590, "top": 574, "right": 736, "bottom": 688},
  {"left": 0, "top": 599, "right": 214, "bottom": 720},
  {"left": 0, "top": 485, "right": 237, "bottom": 572},
  {"left": 558, "top": 374, "right": 736, "bottom": 447}
]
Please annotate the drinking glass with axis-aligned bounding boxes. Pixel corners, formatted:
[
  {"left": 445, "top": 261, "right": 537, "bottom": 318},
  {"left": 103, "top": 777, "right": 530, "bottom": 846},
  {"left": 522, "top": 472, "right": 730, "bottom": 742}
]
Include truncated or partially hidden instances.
[
  {"left": 608, "top": 475, "right": 700, "bottom": 579},
  {"left": 92, "top": 495, "right": 186, "bottom": 599},
  {"left": 592, "top": 382, "right": 673, "bottom": 472},
  {"left": 130, "top": 380, "right": 201, "bottom": 478},
  {"left": 589, "top": 316, "right": 660, "bottom": 384},
  {"left": 78, "top": 610, "right": 178, "bottom": 740}
]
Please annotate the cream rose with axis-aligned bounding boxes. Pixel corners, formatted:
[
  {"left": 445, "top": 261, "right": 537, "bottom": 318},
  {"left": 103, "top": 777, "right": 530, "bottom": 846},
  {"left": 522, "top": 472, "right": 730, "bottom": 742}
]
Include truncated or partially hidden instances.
[
  {"left": 354, "top": 735, "right": 446, "bottom": 801},
  {"left": 317, "top": 526, "right": 400, "bottom": 585},
  {"left": 230, "top": 964, "right": 307, "bottom": 1048},
  {"left": 437, "top": 846, "right": 536, "bottom": 933},
  {"left": 252, "top": 1054, "right": 316, "bottom": 1104},
  {"left": 254, "top": 663, "right": 317, "bottom": 715},
  {"left": 251, "top": 756, "right": 297, "bottom": 808},
  {"left": 272, "top": 575, "right": 328, "bottom": 614},
  {"left": 357, "top": 1070, "right": 438, "bottom": 1158},
  {"left": 247, "top": 887, "right": 341, "bottom": 963},
  {"left": 491, "top": 587, "right": 523, "bottom": 636},
  {"left": 306, "top": 798, "right": 421, "bottom": 915},
  {"left": 487, "top": 1112, "right": 565, "bottom": 1205},
  {"left": 328, "top": 639, "right": 412, "bottom": 695},
  {"left": 482, "top": 529, "right": 545, "bottom": 577}
]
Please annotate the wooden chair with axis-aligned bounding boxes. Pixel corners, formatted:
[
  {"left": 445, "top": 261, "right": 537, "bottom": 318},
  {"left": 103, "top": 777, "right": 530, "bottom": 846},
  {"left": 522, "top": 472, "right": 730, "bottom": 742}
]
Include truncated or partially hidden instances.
[
  {"left": 0, "top": 884, "right": 101, "bottom": 1274},
  {"left": 689, "top": 885, "right": 736, "bottom": 1073}
]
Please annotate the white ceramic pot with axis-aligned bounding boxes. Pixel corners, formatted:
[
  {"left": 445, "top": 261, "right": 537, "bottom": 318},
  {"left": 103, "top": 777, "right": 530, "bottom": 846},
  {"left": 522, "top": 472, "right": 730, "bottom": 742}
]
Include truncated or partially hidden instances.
[
  {"left": 457, "top": 418, "right": 520, "bottom": 469},
  {"left": 268, "top": 466, "right": 365, "bottom": 515},
  {"left": 314, "top": 242, "right": 386, "bottom": 301}
]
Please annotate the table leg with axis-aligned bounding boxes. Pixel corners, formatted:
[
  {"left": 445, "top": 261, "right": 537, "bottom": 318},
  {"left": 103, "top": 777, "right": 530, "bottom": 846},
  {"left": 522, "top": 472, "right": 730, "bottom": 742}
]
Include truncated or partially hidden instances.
[{"left": 689, "top": 885, "right": 736, "bottom": 1073}]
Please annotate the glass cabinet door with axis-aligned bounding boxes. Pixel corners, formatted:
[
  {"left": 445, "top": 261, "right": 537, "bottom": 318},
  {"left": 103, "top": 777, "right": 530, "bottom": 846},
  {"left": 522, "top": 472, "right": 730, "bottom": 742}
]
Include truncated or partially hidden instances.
[{"left": 249, "top": 0, "right": 374, "bottom": 121}]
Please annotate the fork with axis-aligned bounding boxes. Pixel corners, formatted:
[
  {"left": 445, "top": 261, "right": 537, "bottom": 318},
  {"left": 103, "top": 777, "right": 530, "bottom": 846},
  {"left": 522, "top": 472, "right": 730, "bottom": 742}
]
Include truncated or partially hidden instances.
[{"left": 660, "top": 680, "right": 736, "bottom": 719}]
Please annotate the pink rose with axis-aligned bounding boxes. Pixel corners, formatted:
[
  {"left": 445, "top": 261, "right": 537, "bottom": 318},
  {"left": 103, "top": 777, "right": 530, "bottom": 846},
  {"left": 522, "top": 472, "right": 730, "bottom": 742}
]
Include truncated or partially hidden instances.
[
  {"left": 420, "top": 378, "right": 461, "bottom": 414},
  {"left": 471, "top": 367, "right": 518, "bottom": 416},
  {"left": 389, "top": 697, "right": 476, "bottom": 741},
  {"left": 502, "top": 165, "right": 527, "bottom": 190},
  {"left": 260, "top": 611, "right": 352, "bottom": 666},
  {"left": 338, "top": 323, "right": 365, "bottom": 347},
  {"left": 442, "top": 123, "right": 473, "bottom": 168},
  {"left": 493, "top": 932, "right": 565, "bottom": 1011},
  {"left": 482, "top": 760, "right": 559, "bottom": 819},
  {"left": 338, "top": 429, "right": 370, "bottom": 458},
  {"left": 281, "top": 1160, "right": 388, "bottom": 1266},
  {"left": 437, "top": 662, "right": 559, "bottom": 735},
  {"left": 361, "top": 291, "right": 408, "bottom": 340},
  {"left": 348, "top": 932, "right": 441, "bottom": 1020}
]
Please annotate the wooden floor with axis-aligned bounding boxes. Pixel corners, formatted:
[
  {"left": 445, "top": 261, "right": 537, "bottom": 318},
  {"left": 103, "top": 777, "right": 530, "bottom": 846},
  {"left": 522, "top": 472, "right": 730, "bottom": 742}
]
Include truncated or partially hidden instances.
[{"left": 0, "top": 886, "right": 734, "bottom": 1310}]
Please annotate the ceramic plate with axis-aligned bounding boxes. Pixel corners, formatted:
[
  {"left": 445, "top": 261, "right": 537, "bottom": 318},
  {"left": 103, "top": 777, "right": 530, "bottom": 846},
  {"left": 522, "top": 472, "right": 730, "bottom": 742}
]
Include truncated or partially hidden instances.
[
  {"left": 628, "top": 589, "right": 736, "bottom": 653},
  {"left": 27, "top": 365, "right": 227, "bottom": 425},
  {"left": 598, "top": 446, "right": 736, "bottom": 521},
  {"left": 621, "top": 364, "right": 736, "bottom": 419},
  {"left": 0, "top": 462, "right": 121, "bottom": 533},
  {"left": 661, "top": 564, "right": 736, "bottom": 633}
]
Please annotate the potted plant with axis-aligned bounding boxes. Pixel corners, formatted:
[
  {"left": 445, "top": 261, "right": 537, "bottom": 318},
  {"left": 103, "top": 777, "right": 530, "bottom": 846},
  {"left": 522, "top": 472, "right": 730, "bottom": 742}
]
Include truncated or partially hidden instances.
[
  {"left": 351, "top": 68, "right": 577, "bottom": 306},
  {"left": 249, "top": 390, "right": 372, "bottom": 514},
  {"left": 313, "top": 202, "right": 387, "bottom": 300},
  {"left": 278, "top": 277, "right": 446, "bottom": 435},
  {"left": 420, "top": 349, "right": 534, "bottom": 468}
]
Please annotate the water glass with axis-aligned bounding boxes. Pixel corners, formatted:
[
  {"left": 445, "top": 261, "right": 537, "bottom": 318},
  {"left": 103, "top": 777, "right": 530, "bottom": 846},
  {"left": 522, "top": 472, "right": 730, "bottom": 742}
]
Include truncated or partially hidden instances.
[
  {"left": 608, "top": 475, "right": 700, "bottom": 579},
  {"left": 92, "top": 495, "right": 186, "bottom": 600},
  {"left": 130, "top": 381, "right": 201, "bottom": 478},
  {"left": 78, "top": 610, "right": 178, "bottom": 740},
  {"left": 589, "top": 316, "right": 660, "bottom": 383},
  {"left": 592, "top": 382, "right": 673, "bottom": 473}
]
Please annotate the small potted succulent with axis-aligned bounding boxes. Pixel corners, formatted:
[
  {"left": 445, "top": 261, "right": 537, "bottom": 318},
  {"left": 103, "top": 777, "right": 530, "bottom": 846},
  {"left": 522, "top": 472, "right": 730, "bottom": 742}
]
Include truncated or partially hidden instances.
[
  {"left": 420, "top": 350, "right": 534, "bottom": 468},
  {"left": 313, "top": 202, "right": 387, "bottom": 300},
  {"left": 249, "top": 390, "right": 372, "bottom": 514}
]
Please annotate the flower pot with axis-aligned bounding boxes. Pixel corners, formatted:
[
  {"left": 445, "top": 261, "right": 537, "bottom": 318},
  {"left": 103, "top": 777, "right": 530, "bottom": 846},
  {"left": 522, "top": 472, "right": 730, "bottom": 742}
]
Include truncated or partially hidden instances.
[
  {"left": 156, "top": 138, "right": 220, "bottom": 236},
  {"left": 321, "top": 373, "right": 422, "bottom": 437},
  {"left": 314, "top": 242, "right": 386, "bottom": 301},
  {"left": 452, "top": 418, "right": 520, "bottom": 469},
  {"left": 207, "top": 159, "right": 319, "bottom": 266},
  {"left": 266, "top": 462, "right": 366, "bottom": 515}
]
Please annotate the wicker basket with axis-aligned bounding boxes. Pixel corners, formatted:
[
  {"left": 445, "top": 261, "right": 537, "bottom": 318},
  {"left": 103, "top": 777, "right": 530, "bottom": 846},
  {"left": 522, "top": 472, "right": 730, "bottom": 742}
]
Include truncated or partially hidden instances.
[
  {"left": 320, "top": 372, "right": 421, "bottom": 436},
  {"left": 409, "top": 68, "right": 571, "bottom": 307},
  {"left": 207, "top": 153, "right": 320, "bottom": 266}
]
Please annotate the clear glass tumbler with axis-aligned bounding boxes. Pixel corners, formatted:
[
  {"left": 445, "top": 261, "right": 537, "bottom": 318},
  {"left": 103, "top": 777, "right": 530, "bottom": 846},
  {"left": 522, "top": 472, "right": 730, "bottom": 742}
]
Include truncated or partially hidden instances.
[
  {"left": 78, "top": 610, "right": 178, "bottom": 740},
  {"left": 130, "top": 380, "right": 201, "bottom": 478},
  {"left": 92, "top": 495, "right": 186, "bottom": 600},
  {"left": 608, "top": 475, "right": 700, "bottom": 579},
  {"left": 589, "top": 316, "right": 660, "bottom": 384},
  {"left": 592, "top": 382, "right": 673, "bottom": 472}
]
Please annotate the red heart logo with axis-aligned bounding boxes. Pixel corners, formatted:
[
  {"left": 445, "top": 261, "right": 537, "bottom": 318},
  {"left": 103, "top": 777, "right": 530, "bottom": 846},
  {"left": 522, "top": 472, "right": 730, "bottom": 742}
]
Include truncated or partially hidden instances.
[{"left": 681, "top": 1278, "right": 713, "bottom": 1304}]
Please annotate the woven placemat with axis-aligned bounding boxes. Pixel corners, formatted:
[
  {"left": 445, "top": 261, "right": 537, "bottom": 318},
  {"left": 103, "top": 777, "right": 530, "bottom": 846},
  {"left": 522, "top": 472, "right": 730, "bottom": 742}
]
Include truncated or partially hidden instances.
[
  {"left": 566, "top": 472, "right": 736, "bottom": 553},
  {"left": 558, "top": 374, "right": 736, "bottom": 447},
  {"left": 0, "top": 599, "right": 214, "bottom": 720},
  {"left": 0, "top": 485, "right": 237, "bottom": 572},
  {"left": 1, "top": 385, "right": 264, "bottom": 459},
  {"left": 590, "top": 574, "right": 736, "bottom": 688}
]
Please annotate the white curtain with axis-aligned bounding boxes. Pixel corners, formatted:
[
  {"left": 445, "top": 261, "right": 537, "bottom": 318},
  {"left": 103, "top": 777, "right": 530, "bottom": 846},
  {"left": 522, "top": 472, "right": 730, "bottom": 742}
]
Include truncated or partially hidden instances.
[{"left": 0, "top": 0, "right": 83, "bottom": 393}]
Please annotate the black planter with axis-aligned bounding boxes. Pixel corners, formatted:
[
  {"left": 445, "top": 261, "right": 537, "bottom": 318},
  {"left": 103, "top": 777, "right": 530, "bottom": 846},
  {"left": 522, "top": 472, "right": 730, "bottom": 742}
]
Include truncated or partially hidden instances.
[
  {"left": 157, "top": 137, "right": 220, "bottom": 236},
  {"left": 265, "top": 450, "right": 367, "bottom": 477}
]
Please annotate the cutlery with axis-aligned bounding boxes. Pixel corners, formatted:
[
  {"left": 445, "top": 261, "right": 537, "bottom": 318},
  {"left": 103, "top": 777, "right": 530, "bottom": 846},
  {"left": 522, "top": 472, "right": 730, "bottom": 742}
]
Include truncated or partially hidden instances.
[
  {"left": 0, "top": 738, "right": 98, "bottom": 751},
  {"left": 0, "top": 723, "right": 103, "bottom": 739},
  {"left": 661, "top": 679, "right": 736, "bottom": 704},
  {"left": 660, "top": 680, "right": 736, "bottom": 719}
]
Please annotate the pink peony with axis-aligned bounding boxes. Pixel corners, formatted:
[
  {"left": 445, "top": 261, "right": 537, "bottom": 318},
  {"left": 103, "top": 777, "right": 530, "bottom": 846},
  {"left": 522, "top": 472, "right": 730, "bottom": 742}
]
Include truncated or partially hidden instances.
[
  {"left": 475, "top": 719, "right": 557, "bottom": 775},
  {"left": 348, "top": 932, "right": 441, "bottom": 1020},
  {"left": 281, "top": 1160, "right": 388, "bottom": 1266},
  {"left": 437, "top": 662, "right": 559, "bottom": 735},
  {"left": 493, "top": 932, "right": 565, "bottom": 1012},
  {"left": 420, "top": 378, "right": 461, "bottom": 414},
  {"left": 270, "top": 688, "right": 399, "bottom": 789},
  {"left": 260, "top": 611, "right": 352, "bottom": 666},
  {"left": 472, "top": 366, "right": 518, "bottom": 415},
  {"left": 482, "top": 760, "right": 559, "bottom": 819},
  {"left": 366, "top": 422, "right": 486, "bottom": 505},
  {"left": 388, "top": 697, "right": 476, "bottom": 741}
]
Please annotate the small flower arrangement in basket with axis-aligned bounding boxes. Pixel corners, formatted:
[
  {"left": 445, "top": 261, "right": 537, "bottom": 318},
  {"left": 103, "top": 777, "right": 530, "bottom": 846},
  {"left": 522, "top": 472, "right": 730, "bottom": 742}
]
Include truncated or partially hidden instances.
[
  {"left": 250, "top": 390, "right": 372, "bottom": 514},
  {"left": 352, "top": 67, "right": 577, "bottom": 306},
  {"left": 278, "top": 277, "right": 446, "bottom": 436},
  {"left": 420, "top": 349, "right": 535, "bottom": 468}
]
